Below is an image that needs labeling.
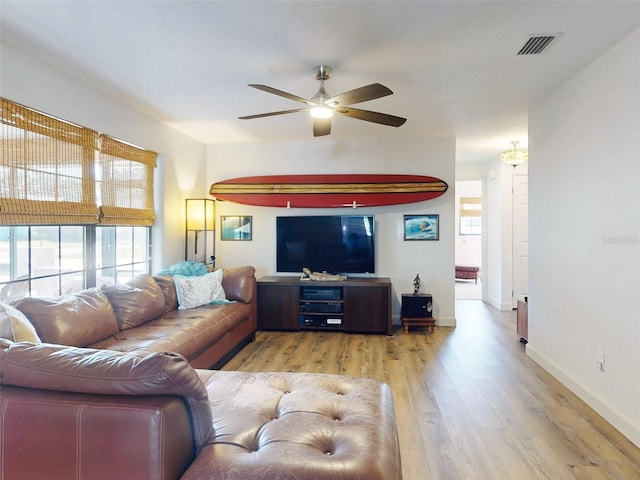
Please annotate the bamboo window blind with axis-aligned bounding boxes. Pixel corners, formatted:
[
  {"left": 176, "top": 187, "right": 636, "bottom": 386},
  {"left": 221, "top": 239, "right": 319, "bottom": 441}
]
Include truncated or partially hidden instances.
[
  {"left": 98, "top": 135, "right": 156, "bottom": 226},
  {"left": 1, "top": 98, "right": 156, "bottom": 226},
  {"left": 459, "top": 197, "right": 482, "bottom": 217},
  {"left": 459, "top": 196, "right": 482, "bottom": 235}
]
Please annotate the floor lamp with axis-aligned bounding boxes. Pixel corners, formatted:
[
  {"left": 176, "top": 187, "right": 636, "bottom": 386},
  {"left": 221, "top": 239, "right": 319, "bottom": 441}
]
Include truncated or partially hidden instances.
[{"left": 185, "top": 198, "right": 215, "bottom": 266}]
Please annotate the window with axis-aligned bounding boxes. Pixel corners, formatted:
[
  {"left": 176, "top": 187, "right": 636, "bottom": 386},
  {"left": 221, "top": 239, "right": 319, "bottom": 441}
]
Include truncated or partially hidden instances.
[
  {"left": 95, "top": 226, "right": 151, "bottom": 284},
  {"left": 0, "top": 225, "right": 150, "bottom": 302},
  {"left": 0, "top": 98, "right": 156, "bottom": 300},
  {"left": 459, "top": 196, "right": 482, "bottom": 235}
]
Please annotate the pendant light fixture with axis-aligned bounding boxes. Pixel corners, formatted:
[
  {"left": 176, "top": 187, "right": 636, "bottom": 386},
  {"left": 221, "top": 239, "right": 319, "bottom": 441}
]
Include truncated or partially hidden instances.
[{"left": 500, "top": 141, "right": 528, "bottom": 168}]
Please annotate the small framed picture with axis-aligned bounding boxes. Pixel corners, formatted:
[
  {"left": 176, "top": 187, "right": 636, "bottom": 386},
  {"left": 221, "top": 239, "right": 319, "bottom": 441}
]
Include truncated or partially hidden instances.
[
  {"left": 404, "top": 214, "right": 439, "bottom": 241},
  {"left": 221, "top": 215, "right": 252, "bottom": 241}
]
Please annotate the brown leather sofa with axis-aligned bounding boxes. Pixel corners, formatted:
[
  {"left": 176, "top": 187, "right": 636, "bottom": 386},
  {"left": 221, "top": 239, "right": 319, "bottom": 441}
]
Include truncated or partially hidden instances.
[
  {"left": 11, "top": 266, "right": 257, "bottom": 369},
  {"left": 0, "top": 339, "right": 402, "bottom": 480}
]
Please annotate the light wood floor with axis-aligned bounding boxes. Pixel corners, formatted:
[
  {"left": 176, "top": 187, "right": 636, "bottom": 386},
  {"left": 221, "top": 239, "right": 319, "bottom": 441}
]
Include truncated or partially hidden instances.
[{"left": 223, "top": 300, "right": 640, "bottom": 479}]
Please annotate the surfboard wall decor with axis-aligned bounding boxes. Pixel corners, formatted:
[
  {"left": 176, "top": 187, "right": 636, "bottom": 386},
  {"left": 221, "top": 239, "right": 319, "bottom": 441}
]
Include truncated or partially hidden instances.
[{"left": 209, "top": 174, "right": 448, "bottom": 208}]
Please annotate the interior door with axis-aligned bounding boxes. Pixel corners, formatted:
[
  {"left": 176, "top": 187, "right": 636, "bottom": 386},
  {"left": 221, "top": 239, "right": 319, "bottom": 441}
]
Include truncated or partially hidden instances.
[{"left": 512, "top": 175, "right": 528, "bottom": 308}]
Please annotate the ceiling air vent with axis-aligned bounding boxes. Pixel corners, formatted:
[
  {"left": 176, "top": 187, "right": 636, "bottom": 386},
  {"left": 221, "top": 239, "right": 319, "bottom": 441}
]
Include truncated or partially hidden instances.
[{"left": 516, "top": 35, "right": 556, "bottom": 55}]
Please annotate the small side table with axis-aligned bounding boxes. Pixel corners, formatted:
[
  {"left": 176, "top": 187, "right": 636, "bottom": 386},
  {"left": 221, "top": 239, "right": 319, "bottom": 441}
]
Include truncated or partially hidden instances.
[
  {"left": 402, "top": 316, "right": 436, "bottom": 334},
  {"left": 401, "top": 293, "right": 435, "bottom": 333}
]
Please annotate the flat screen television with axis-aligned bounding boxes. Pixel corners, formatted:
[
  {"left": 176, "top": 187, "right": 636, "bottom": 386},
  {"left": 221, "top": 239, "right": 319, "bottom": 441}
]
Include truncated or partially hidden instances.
[{"left": 276, "top": 215, "right": 375, "bottom": 274}]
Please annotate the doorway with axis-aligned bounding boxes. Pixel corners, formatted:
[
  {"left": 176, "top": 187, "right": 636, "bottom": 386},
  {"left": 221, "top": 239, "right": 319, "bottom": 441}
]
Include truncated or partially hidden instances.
[
  {"left": 512, "top": 174, "right": 528, "bottom": 308},
  {"left": 455, "top": 181, "right": 483, "bottom": 300}
]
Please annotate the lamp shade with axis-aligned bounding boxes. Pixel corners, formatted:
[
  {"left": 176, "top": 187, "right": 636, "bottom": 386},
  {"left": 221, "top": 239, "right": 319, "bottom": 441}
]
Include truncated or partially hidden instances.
[
  {"left": 185, "top": 198, "right": 215, "bottom": 264},
  {"left": 186, "top": 198, "right": 215, "bottom": 230}
]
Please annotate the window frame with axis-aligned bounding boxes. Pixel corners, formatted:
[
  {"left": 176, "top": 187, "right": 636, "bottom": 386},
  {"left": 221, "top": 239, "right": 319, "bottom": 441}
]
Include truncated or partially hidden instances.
[
  {"left": 0, "top": 224, "right": 151, "bottom": 301},
  {"left": 459, "top": 196, "right": 482, "bottom": 236}
]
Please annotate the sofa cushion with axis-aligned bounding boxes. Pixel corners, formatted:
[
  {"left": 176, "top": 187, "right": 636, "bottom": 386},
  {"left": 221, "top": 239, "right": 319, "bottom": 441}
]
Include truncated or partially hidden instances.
[
  {"left": 88, "top": 301, "right": 253, "bottom": 363},
  {"left": 12, "top": 289, "right": 118, "bottom": 347},
  {"left": 102, "top": 274, "right": 166, "bottom": 330},
  {"left": 0, "top": 300, "right": 41, "bottom": 343},
  {"left": 0, "top": 339, "right": 213, "bottom": 452},
  {"left": 153, "top": 274, "right": 179, "bottom": 311},
  {"left": 221, "top": 265, "right": 255, "bottom": 304},
  {"left": 174, "top": 270, "right": 227, "bottom": 309}
]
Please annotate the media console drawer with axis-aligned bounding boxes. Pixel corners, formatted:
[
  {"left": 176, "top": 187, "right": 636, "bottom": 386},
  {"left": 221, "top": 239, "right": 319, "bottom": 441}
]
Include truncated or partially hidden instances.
[{"left": 257, "top": 276, "right": 392, "bottom": 335}]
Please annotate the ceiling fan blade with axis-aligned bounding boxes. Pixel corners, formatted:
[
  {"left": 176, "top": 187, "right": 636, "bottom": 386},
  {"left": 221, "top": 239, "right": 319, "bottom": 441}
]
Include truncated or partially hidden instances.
[
  {"left": 327, "top": 83, "right": 393, "bottom": 106},
  {"left": 313, "top": 118, "right": 331, "bottom": 137},
  {"left": 239, "top": 107, "right": 309, "bottom": 120},
  {"left": 334, "top": 107, "right": 406, "bottom": 127},
  {"left": 248, "top": 84, "right": 316, "bottom": 106}
]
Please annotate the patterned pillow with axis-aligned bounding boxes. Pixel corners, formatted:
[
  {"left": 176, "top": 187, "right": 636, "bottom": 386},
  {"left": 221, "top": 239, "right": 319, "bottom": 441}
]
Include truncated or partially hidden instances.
[
  {"left": 0, "top": 300, "right": 41, "bottom": 343},
  {"left": 174, "top": 270, "right": 228, "bottom": 309}
]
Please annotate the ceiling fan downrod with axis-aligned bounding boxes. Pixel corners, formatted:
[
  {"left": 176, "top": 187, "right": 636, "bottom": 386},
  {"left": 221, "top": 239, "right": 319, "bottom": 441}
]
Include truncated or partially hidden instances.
[{"left": 310, "top": 65, "right": 333, "bottom": 117}]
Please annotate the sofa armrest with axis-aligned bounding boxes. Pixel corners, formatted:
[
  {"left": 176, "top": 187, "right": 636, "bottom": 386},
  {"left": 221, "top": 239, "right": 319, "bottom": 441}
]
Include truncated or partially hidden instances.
[
  {"left": 0, "top": 339, "right": 213, "bottom": 451},
  {"left": 0, "top": 384, "right": 194, "bottom": 480},
  {"left": 222, "top": 266, "right": 256, "bottom": 304}
]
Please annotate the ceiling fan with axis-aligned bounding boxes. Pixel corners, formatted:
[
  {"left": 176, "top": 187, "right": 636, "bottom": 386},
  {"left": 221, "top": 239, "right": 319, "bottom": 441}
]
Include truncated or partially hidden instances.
[{"left": 238, "top": 65, "right": 407, "bottom": 137}]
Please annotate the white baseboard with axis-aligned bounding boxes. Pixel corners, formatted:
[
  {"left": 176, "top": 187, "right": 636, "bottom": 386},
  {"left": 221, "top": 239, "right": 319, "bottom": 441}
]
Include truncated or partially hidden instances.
[
  {"left": 437, "top": 316, "right": 456, "bottom": 327},
  {"left": 485, "top": 296, "right": 512, "bottom": 311},
  {"left": 526, "top": 344, "right": 640, "bottom": 448}
]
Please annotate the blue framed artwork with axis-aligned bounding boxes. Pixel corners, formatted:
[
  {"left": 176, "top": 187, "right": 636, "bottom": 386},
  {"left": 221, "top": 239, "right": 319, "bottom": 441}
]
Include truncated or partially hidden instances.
[
  {"left": 221, "top": 215, "right": 252, "bottom": 241},
  {"left": 404, "top": 214, "right": 439, "bottom": 241}
]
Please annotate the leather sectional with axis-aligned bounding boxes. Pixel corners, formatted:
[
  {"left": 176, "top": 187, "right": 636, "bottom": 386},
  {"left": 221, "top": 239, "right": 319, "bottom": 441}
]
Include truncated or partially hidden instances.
[
  {"left": 11, "top": 266, "right": 258, "bottom": 369},
  {"left": 0, "top": 266, "right": 402, "bottom": 479}
]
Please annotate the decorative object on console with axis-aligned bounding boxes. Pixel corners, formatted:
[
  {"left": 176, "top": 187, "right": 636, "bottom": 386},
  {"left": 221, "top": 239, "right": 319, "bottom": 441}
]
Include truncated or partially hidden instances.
[
  {"left": 413, "top": 273, "right": 421, "bottom": 295},
  {"left": 185, "top": 198, "right": 215, "bottom": 263},
  {"left": 221, "top": 215, "right": 252, "bottom": 241},
  {"left": 209, "top": 174, "right": 448, "bottom": 208},
  {"left": 300, "top": 267, "right": 347, "bottom": 282},
  {"left": 500, "top": 140, "right": 528, "bottom": 168},
  {"left": 238, "top": 65, "right": 406, "bottom": 137},
  {"left": 404, "top": 214, "right": 439, "bottom": 241}
]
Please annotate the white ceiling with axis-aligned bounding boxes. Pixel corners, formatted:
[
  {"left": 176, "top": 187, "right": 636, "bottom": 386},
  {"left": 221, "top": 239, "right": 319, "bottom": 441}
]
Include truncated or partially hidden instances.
[{"left": 2, "top": 1, "right": 640, "bottom": 163}]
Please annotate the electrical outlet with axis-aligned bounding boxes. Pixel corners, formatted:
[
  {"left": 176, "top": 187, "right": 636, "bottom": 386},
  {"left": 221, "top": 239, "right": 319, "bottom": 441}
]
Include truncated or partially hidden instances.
[{"left": 597, "top": 350, "right": 606, "bottom": 372}]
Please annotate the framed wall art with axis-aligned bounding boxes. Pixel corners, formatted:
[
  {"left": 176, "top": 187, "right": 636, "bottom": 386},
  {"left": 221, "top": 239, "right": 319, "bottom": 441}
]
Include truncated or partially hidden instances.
[
  {"left": 404, "top": 214, "right": 439, "bottom": 241},
  {"left": 221, "top": 215, "right": 252, "bottom": 241}
]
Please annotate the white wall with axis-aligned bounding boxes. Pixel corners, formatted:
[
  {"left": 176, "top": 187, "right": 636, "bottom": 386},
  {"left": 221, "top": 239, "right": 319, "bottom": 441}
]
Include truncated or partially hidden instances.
[
  {"left": 528, "top": 26, "right": 640, "bottom": 446},
  {"left": 455, "top": 160, "right": 490, "bottom": 182},
  {"left": 208, "top": 137, "right": 456, "bottom": 326},
  {"left": 0, "top": 43, "right": 206, "bottom": 271},
  {"left": 484, "top": 159, "right": 525, "bottom": 309}
]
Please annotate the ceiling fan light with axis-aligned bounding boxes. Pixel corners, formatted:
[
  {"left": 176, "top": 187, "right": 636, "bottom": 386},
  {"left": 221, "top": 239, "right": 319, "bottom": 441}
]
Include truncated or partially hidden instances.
[
  {"left": 310, "top": 105, "right": 333, "bottom": 119},
  {"left": 500, "top": 141, "right": 528, "bottom": 167}
]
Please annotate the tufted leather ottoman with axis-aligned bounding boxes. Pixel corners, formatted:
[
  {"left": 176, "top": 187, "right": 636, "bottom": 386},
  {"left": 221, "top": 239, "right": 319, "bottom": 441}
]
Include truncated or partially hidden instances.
[{"left": 182, "top": 370, "right": 402, "bottom": 480}]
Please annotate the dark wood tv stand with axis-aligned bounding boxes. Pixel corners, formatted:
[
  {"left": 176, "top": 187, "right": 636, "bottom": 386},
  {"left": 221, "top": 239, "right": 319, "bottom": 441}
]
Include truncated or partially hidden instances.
[{"left": 257, "top": 276, "right": 392, "bottom": 335}]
